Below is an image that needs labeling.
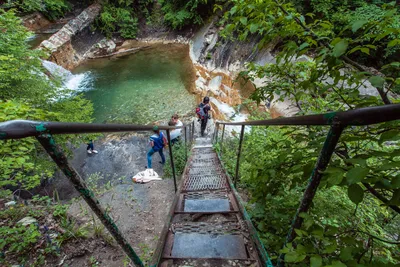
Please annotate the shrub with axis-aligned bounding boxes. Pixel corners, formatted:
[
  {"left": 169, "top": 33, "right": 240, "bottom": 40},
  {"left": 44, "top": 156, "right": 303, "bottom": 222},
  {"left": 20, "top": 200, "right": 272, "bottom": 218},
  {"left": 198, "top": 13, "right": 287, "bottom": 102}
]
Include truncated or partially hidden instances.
[
  {"left": 10, "top": 0, "right": 71, "bottom": 20},
  {"left": 97, "top": 4, "right": 138, "bottom": 38},
  {"left": 159, "top": 0, "right": 215, "bottom": 29},
  {"left": 164, "top": 140, "right": 188, "bottom": 178}
]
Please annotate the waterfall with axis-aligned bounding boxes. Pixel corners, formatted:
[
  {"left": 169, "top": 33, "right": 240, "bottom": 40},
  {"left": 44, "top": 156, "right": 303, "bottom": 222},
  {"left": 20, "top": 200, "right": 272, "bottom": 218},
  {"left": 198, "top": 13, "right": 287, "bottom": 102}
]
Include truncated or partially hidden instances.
[{"left": 42, "top": 60, "right": 91, "bottom": 92}]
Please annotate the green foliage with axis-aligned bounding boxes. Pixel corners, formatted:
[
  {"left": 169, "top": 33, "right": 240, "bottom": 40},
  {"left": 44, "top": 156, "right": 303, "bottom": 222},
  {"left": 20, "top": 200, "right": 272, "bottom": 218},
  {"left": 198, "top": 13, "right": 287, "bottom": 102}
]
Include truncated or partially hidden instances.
[
  {"left": 159, "top": 0, "right": 215, "bottom": 29},
  {"left": 0, "top": 195, "right": 89, "bottom": 265},
  {"left": 5, "top": 0, "right": 71, "bottom": 20},
  {"left": 164, "top": 140, "right": 188, "bottom": 178},
  {"left": 96, "top": 1, "right": 138, "bottom": 39},
  {"left": 0, "top": 99, "right": 94, "bottom": 189},
  {"left": 0, "top": 10, "right": 56, "bottom": 102},
  {"left": 0, "top": 224, "right": 41, "bottom": 255},
  {"left": 0, "top": 11, "right": 95, "bottom": 190},
  {"left": 220, "top": 0, "right": 400, "bottom": 265},
  {"left": 220, "top": 122, "right": 400, "bottom": 265}
]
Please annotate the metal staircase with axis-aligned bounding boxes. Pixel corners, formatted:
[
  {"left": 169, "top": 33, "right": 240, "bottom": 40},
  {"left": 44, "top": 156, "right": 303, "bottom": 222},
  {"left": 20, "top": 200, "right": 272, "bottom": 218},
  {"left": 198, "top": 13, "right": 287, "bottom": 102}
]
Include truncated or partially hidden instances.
[
  {"left": 154, "top": 138, "right": 266, "bottom": 267},
  {"left": 2, "top": 104, "right": 400, "bottom": 267}
]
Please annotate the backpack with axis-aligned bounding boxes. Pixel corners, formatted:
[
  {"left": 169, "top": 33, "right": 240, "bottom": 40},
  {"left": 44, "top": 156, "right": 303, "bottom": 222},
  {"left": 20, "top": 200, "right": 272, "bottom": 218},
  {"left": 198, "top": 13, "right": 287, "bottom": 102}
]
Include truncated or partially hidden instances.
[
  {"left": 196, "top": 103, "right": 207, "bottom": 119},
  {"left": 151, "top": 132, "right": 166, "bottom": 151}
]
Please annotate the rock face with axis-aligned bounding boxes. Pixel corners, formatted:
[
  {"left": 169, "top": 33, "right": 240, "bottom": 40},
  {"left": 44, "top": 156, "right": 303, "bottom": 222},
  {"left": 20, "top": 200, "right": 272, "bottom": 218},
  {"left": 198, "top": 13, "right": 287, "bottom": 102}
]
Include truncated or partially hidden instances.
[
  {"left": 189, "top": 18, "right": 271, "bottom": 121},
  {"left": 39, "top": 4, "right": 102, "bottom": 70},
  {"left": 191, "top": 18, "right": 276, "bottom": 74}
]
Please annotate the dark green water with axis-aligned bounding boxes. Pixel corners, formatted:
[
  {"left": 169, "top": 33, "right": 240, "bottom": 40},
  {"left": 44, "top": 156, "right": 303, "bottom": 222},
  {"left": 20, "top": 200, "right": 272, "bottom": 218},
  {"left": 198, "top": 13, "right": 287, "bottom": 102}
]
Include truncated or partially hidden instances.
[
  {"left": 27, "top": 33, "right": 53, "bottom": 48},
  {"left": 73, "top": 44, "right": 196, "bottom": 124}
]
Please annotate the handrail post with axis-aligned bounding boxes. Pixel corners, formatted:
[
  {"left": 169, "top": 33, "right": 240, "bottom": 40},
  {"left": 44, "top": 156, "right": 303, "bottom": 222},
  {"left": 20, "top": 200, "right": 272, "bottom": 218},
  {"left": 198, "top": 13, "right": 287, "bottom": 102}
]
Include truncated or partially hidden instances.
[
  {"left": 235, "top": 125, "right": 245, "bottom": 187},
  {"left": 278, "top": 121, "right": 344, "bottom": 266},
  {"left": 214, "top": 122, "right": 219, "bottom": 144},
  {"left": 36, "top": 134, "right": 144, "bottom": 267},
  {"left": 184, "top": 125, "right": 188, "bottom": 162},
  {"left": 221, "top": 124, "right": 225, "bottom": 156},
  {"left": 167, "top": 129, "right": 177, "bottom": 192},
  {"left": 191, "top": 121, "right": 195, "bottom": 143}
]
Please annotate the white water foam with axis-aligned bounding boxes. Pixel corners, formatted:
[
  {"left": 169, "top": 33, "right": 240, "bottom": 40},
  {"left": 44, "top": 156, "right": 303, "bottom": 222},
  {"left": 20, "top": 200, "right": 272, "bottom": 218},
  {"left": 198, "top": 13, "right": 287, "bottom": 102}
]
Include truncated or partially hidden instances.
[{"left": 42, "top": 60, "right": 90, "bottom": 92}]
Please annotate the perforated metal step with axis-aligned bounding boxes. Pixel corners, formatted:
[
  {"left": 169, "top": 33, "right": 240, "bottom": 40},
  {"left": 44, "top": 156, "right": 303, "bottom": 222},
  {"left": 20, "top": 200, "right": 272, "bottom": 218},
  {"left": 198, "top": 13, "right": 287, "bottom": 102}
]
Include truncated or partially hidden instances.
[
  {"left": 183, "top": 174, "right": 227, "bottom": 191},
  {"left": 184, "top": 190, "right": 229, "bottom": 200}
]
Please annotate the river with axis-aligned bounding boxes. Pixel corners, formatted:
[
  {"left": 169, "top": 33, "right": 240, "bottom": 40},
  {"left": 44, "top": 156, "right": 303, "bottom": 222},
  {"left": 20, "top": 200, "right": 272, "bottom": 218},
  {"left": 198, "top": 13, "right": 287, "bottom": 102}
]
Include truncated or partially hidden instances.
[{"left": 72, "top": 43, "right": 197, "bottom": 124}]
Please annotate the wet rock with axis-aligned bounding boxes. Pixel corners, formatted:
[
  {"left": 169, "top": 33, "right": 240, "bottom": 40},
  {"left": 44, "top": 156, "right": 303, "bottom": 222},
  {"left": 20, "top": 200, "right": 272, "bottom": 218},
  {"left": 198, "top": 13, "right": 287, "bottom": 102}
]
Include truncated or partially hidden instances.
[
  {"left": 205, "top": 33, "right": 215, "bottom": 45},
  {"left": 208, "top": 76, "right": 223, "bottom": 96},
  {"left": 195, "top": 77, "right": 207, "bottom": 92}
]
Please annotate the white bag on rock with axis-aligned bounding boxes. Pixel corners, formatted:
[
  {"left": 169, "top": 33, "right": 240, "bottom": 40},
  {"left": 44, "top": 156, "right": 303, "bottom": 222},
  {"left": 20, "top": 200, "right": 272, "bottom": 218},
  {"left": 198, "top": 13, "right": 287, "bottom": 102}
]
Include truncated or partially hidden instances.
[{"left": 132, "top": 169, "right": 162, "bottom": 183}]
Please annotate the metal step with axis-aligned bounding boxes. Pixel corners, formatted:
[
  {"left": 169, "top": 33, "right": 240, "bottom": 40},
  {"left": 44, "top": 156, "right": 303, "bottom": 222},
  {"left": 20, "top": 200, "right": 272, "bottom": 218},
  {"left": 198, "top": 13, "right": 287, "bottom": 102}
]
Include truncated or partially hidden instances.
[
  {"left": 155, "top": 143, "right": 262, "bottom": 266},
  {"left": 183, "top": 174, "right": 227, "bottom": 191}
]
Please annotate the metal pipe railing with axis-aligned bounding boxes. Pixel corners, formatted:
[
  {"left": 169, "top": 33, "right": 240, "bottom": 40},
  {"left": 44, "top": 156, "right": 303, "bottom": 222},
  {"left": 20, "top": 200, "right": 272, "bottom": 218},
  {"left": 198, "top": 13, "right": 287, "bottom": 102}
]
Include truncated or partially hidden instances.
[
  {"left": 0, "top": 119, "right": 193, "bottom": 267},
  {"left": 0, "top": 120, "right": 186, "bottom": 140},
  {"left": 215, "top": 103, "right": 400, "bottom": 126},
  {"left": 214, "top": 103, "right": 400, "bottom": 266},
  {"left": 166, "top": 129, "right": 178, "bottom": 192},
  {"left": 37, "top": 134, "right": 145, "bottom": 267}
]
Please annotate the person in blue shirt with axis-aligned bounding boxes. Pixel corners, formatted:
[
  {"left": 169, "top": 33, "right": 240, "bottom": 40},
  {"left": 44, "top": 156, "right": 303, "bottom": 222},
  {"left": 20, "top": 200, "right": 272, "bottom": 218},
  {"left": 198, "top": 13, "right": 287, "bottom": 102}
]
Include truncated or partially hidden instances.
[{"left": 147, "top": 125, "right": 166, "bottom": 169}]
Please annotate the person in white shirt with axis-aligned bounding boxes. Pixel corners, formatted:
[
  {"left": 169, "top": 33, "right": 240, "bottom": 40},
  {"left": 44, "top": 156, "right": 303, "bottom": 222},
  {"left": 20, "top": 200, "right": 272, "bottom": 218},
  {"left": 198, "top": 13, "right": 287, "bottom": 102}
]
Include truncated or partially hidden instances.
[{"left": 170, "top": 114, "right": 183, "bottom": 144}]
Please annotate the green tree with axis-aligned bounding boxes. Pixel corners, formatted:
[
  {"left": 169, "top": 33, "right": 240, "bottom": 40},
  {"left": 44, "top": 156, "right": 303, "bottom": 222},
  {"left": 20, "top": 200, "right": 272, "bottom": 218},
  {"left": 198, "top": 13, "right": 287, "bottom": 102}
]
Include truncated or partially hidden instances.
[
  {"left": 159, "top": 0, "right": 216, "bottom": 29},
  {"left": 0, "top": 10, "right": 94, "bottom": 190},
  {"left": 219, "top": 0, "right": 400, "bottom": 265},
  {"left": 2, "top": 0, "right": 71, "bottom": 20},
  {"left": 96, "top": 0, "right": 139, "bottom": 39},
  {"left": 0, "top": 9, "right": 57, "bottom": 103}
]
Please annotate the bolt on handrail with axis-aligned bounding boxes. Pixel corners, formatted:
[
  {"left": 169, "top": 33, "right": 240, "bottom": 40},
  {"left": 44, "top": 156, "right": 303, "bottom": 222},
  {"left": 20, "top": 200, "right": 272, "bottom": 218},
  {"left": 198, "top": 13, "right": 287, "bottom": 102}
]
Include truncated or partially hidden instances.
[
  {"left": 0, "top": 119, "right": 195, "bottom": 267},
  {"left": 213, "top": 103, "right": 400, "bottom": 266}
]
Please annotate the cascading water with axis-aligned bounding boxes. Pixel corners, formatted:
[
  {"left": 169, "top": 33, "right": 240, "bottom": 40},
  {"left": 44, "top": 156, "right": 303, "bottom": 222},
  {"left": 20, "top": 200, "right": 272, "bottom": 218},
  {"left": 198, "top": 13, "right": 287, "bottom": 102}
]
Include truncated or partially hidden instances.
[
  {"left": 41, "top": 44, "right": 196, "bottom": 124},
  {"left": 42, "top": 60, "right": 91, "bottom": 92}
]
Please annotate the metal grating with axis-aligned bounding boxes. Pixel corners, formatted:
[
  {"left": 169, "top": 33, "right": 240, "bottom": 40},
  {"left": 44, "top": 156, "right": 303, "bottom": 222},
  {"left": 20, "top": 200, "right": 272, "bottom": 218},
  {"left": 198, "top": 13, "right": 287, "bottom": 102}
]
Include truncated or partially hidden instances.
[
  {"left": 192, "top": 150, "right": 215, "bottom": 155},
  {"left": 183, "top": 174, "right": 227, "bottom": 191},
  {"left": 185, "top": 190, "right": 228, "bottom": 200},
  {"left": 191, "top": 157, "right": 218, "bottom": 164},
  {"left": 172, "top": 222, "right": 241, "bottom": 235},
  {"left": 188, "top": 169, "right": 223, "bottom": 176}
]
